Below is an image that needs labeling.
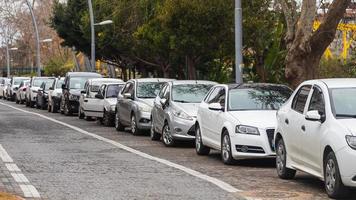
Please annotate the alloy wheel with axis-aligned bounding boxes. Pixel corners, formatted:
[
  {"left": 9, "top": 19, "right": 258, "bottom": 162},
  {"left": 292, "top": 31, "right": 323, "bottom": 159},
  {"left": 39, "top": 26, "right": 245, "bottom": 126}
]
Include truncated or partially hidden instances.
[
  {"left": 195, "top": 127, "right": 201, "bottom": 151},
  {"left": 276, "top": 142, "right": 285, "bottom": 175},
  {"left": 131, "top": 115, "right": 136, "bottom": 134},
  {"left": 162, "top": 124, "right": 173, "bottom": 145},
  {"left": 222, "top": 134, "right": 231, "bottom": 161},
  {"left": 325, "top": 159, "right": 336, "bottom": 193}
]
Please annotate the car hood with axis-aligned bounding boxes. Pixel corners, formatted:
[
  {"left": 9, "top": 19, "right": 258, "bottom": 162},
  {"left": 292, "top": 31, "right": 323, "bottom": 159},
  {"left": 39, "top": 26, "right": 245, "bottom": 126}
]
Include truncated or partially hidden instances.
[
  {"left": 69, "top": 89, "right": 83, "bottom": 96},
  {"left": 137, "top": 98, "right": 154, "bottom": 108},
  {"left": 337, "top": 119, "right": 356, "bottom": 136},
  {"left": 31, "top": 86, "right": 40, "bottom": 91},
  {"left": 228, "top": 110, "right": 277, "bottom": 129},
  {"left": 174, "top": 103, "right": 200, "bottom": 117}
]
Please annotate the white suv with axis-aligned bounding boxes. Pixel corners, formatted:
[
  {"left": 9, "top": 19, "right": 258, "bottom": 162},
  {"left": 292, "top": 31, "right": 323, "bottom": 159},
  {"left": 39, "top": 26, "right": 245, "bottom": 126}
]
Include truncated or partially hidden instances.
[
  {"left": 195, "top": 83, "right": 292, "bottom": 164},
  {"left": 275, "top": 79, "right": 356, "bottom": 198}
]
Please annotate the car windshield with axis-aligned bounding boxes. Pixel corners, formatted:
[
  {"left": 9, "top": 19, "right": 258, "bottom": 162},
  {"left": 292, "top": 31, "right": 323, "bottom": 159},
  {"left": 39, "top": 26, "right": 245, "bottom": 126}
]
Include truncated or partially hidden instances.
[
  {"left": 331, "top": 88, "right": 356, "bottom": 118},
  {"left": 228, "top": 86, "right": 292, "bottom": 111},
  {"left": 172, "top": 84, "right": 214, "bottom": 103},
  {"left": 33, "top": 78, "right": 48, "bottom": 87},
  {"left": 69, "top": 77, "right": 91, "bottom": 89},
  {"left": 14, "top": 78, "right": 29, "bottom": 85},
  {"left": 137, "top": 82, "right": 165, "bottom": 98},
  {"left": 106, "top": 84, "right": 124, "bottom": 98},
  {"left": 44, "top": 79, "right": 55, "bottom": 90},
  {"left": 56, "top": 79, "right": 64, "bottom": 89}
]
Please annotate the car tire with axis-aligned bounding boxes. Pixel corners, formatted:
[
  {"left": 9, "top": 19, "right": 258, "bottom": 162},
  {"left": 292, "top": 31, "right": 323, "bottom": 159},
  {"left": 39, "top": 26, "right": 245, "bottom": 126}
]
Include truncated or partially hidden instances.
[
  {"left": 25, "top": 98, "right": 30, "bottom": 107},
  {"left": 78, "top": 107, "right": 85, "bottom": 119},
  {"left": 115, "top": 111, "right": 124, "bottom": 131},
  {"left": 64, "top": 102, "right": 72, "bottom": 116},
  {"left": 103, "top": 110, "right": 114, "bottom": 127},
  {"left": 15, "top": 96, "right": 19, "bottom": 104},
  {"left": 150, "top": 119, "right": 160, "bottom": 141},
  {"left": 59, "top": 100, "right": 64, "bottom": 114},
  {"left": 51, "top": 102, "right": 58, "bottom": 113},
  {"left": 324, "top": 151, "right": 350, "bottom": 199},
  {"left": 29, "top": 100, "right": 35, "bottom": 108},
  {"left": 195, "top": 124, "right": 210, "bottom": 155},
  {"left": 162, "top": 123, "right": 175, "bottom": 147},
  {"left": 131, "top": 114, "right": 140, "bottom": 135},
  {"left": 276, "top": 138, "right": 296, "bottom": 179},
  {"left": 221, "top": 131, "right": 235, "bottom": 165}
]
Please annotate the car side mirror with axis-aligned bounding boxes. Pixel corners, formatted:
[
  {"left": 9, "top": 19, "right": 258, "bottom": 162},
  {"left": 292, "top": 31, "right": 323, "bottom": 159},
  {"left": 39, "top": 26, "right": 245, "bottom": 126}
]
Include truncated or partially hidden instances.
[
  {"left": 160, "top": 98, "right": 167, "bottom": 106},
  {"left": 95, "top": 94, "right": 104, "bottom": 99},
  {"left": 81, "top": 90, "right": 86, "bottom": 94},
  {"left": 208, "top": 103, "right": 224, "bottom": 111},
  {"left": 49, "top": 87, "right": 54, "bottom": 90},
  {"left": 123, "top": 93, "right": 132, "bottom": 99},
  {"left": 305, "top": 110, "right": 322, "bottom": 122}
]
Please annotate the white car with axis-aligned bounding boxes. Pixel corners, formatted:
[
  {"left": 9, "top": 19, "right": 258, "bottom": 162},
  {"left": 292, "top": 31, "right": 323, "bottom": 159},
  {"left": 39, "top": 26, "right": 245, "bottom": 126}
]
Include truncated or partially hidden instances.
[
  {"left": 195, "top": 83, "right": 292, "bottom": 164},
  {"left": 0, "top": 78, "right": 10, "bottom": 99},
  {"left": 48, "top": 78, "right": 65, "bottom": 113},
  {"left": 16, "top": 80, "right": 30, "bottom": 104},
  {"left": 151, "top": 80, "right": 216, "bottom": 146},
  {"left": 9, "top": 77, "right": 30, "bottom": 101},
  {"left": 275, "top": 79, "right": 356, "bottom": 198},
  {"left": 79, "top": 78, "right": 123, "bottom": 120},
  {"left": 93, "top": 82, "right": 126, "bottom": 126},
  {"left": 26, "top": 77, "right": 53, "bottom": 107}
]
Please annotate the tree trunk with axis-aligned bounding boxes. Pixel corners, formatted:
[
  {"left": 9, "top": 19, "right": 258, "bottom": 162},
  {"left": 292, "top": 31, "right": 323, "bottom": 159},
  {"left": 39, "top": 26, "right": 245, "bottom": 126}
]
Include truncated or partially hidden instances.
[{"left": 187, "top": 56, "right": 196, "bottom": 80}]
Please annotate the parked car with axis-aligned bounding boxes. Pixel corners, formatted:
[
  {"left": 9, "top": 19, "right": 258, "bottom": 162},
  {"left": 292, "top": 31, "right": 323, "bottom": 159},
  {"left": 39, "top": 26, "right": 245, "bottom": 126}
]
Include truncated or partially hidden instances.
[
  {"left": 274, "top": 79, "right": 356, "bottom": 198},
  {"left": 151, "top": 80, "right": 217, "bottom": 146},
  {"left": 0, "top": 78, "right": 10, "bottom": 99},
  {"left": 195, "top": 83, "right": 292, "bottom": 165},
  {"left": 115, "top": 78, "right": 173, "bottom": 135},
  {"left": 79, "top": 78, "right": 123, "bottom": 120},
  {"left": 2, "top": 81, "right": 10, "bottom": 100},
  {"left": 16, "top": 80, "right": 30, "bottom": 104},
  {"left": 36, "top": 78, "right": 56, "bottom": 110},
  {"left": 60, "top": 72, "right": 102, "bottom": 116},
  {"left": 93, "top": 82, "right": 126, "bottom": 126},
  {"left": 8, "top": 77, "right": 30, "bottom": 101},
  {"left": 47, "top": 77, "right": 65, "bottom": 113},
  {"left": 26, "top": 77, "right": 53, "bottom": 107}
]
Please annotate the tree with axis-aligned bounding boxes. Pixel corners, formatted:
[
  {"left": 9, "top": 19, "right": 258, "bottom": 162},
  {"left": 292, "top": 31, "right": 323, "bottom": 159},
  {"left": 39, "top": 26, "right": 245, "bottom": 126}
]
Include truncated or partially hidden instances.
[{"left": 279, "top": 0, "right": 351, "bottom": 88}]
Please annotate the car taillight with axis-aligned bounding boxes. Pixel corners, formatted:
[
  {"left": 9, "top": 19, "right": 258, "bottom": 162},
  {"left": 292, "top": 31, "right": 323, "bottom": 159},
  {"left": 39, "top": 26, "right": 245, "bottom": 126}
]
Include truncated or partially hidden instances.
[{"left": 23, "top": 88, "right": 27, "bottom": 91}]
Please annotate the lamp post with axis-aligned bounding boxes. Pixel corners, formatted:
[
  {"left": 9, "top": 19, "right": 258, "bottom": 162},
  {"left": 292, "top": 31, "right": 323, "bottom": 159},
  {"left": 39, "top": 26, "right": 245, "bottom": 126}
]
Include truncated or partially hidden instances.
[
  {"left": 88, "top": 0, "right": 113, "bottom": 72},
  {"left": 25, "top": 0, "right": 41, "bottom": 77},
  {"left": 235, "top": 0, "right": 243, "bottom": 84},
  {"left": 5, "top": 46, "right": 18, "bottom": 77}
]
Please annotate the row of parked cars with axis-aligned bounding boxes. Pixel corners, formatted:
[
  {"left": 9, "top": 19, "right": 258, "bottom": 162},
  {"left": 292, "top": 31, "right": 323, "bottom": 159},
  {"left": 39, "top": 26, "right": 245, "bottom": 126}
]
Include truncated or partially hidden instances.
[{"left": 1, "top": 73, "right": 355, "bottom": 198}]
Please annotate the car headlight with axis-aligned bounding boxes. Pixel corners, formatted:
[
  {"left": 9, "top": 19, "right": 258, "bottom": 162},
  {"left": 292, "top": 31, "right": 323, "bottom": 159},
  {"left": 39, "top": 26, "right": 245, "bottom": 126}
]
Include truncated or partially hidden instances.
[
  {"left": 138, "top": 105, "right": 151, "bottom": 113},
  {"left": 173, "top": 109, "right": 193, "bottom": 121},
  {"left": 110, "top": 105, "right": 116, "bottom": 111},
  {"left": 236, "top": 125, "right": 260, "bottom": 135},
  {"left": 69, "top": 94, "right": 79, "bottom": 101},
  {"left": 346, "top": 135, "right": 356, "bottom": 150}
]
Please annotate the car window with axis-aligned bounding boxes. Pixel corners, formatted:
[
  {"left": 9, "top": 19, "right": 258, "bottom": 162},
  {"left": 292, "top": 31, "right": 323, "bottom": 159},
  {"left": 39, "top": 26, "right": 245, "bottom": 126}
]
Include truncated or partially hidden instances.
[
  {"left": 172, "top": 84, "right": 214, "bottom": 103},
  {"left": 163, "top": 85, "right": 170, "bottom": 100},
  {"left": 208, "top": 87, "right": 225, "bottom": 106},
  {"left": 330, "top": 88, "right": 356, "bottom": 118},
  {"left": 308, "top": 86, "right": 325, "bottom": 115},
  {"left": 122, "top": 82, "right": 133, "bottom": 95},
  {"left": 136, "top": 82, "right": 164, "bottom": 98},
  {"left": 106, "top": 84, "right": 124, "bottom": 98},
  {"left": 292, "top": 85, "right": 312, "bottom": 113},
  {"left": 99, "top": 85, "right": 106, "bottom": 97}
]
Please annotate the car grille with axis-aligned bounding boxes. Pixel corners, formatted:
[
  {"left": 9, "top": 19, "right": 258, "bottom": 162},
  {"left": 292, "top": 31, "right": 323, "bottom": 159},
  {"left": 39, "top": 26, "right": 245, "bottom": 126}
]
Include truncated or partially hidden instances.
[
  {"left": 266, "top": 129, "right": 275, "bottom": 152},
  {"left": 236, "top": 145, "right": 265, "bottom": 154}
]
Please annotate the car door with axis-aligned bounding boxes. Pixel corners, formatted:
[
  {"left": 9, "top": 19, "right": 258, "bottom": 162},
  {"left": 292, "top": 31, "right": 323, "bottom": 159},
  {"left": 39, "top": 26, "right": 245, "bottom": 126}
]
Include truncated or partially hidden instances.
[
  {"left": 119, "top": 82, "right": 134, "bottom": 125},
  {"left": 299, "top": 85, "right": 326, "bottom": 174},
  {"left": 153, "top": 84, "right": 167, "bottom": 132},
  {"left": 85, "top": 84, "right": 105, "bottom": 117},
  {"left": 208, "top": 87, "right": 226, "bottom": 149},
  {"left": 284, "top": 85, "right": 312, "bottom": 164}
]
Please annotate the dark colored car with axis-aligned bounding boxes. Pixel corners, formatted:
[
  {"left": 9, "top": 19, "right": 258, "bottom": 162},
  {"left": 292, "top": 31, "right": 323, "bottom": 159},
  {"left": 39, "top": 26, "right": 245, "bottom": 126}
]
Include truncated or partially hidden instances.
[
  {"left": 60, "top": 72, "right": 102, "bottom": 116},
  {"left": 36, "top": 78, "right": 55, "bottom": 110}
]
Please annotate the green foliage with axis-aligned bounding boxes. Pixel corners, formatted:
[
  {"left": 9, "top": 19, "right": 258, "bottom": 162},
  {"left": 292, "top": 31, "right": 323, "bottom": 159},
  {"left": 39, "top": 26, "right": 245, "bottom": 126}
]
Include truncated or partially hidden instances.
[{"left": 44, "top": 56, "right": 74, "bottom": 77}]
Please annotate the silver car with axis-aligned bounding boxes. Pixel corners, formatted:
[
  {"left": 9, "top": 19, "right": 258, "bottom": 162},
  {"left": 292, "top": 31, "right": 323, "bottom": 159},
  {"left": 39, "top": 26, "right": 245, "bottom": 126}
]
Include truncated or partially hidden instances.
[
  {"left": 115, "top": 78, "right": 173, "bottom": 135},
  {"left": 0, "top": 78, "right": 10, "bottom": 99},
  {"left": 151, "top": 80, "right": 217, "bottom": 146}
]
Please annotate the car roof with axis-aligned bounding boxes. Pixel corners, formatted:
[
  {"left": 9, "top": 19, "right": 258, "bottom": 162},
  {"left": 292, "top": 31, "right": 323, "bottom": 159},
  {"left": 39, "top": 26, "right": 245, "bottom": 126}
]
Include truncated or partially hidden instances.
[
  {"left": 171, "top": 80, "right": 217, "bottom": 85},
  {"left": 89, "top": 78, "right": 123, "bottom": 83},
  {"left": 129, "top": 78, "right": 175, "bottom": 83},
  {"left": 312, "top": 78, "right": 356, "bottom": 89},
  {"left": 223, "top": 83, "right": 291, "bottom": 90},
  {"left": 103, "top": 82, "right": 126, "bottom": 86},
  {"left": 66, "top": 72, "right": 102, "bottom": 77}
]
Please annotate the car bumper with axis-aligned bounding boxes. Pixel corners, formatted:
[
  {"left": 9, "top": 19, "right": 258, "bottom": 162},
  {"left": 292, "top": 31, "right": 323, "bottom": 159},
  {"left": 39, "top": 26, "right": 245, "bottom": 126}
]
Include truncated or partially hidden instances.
[
  {"left": 336, "top": 146, "right": 356, "bottom": 187},
  {"left": 136, "top": 111, "right": 152, "bottom": 130},
  {"left": 230, "top": 129, "right": 276, "bottom": 159},
  {"left": 170, "top": 117, "right": 196, "bottom": 141}
]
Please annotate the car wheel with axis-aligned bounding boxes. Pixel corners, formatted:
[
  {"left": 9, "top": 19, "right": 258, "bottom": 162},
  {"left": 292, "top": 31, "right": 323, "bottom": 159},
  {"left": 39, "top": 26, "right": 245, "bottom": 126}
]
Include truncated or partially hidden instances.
[
  {"left": 150, "top": 119, "right": 160, "bottom": 141},
  {"left": 15, "top": 96, "right": 19, "bottom": 104},
  {"left": 29, "top": 100, "right": 35, "bottom": 108},
  {"left": 162, "top": 123, "right": 175, "bottom": 147},
  {"left": 59, "top": 100, "right": 64, "bottom": 114},
  {"left": 115, "top": 111, "right": 124, "bottom": 131},
  {"left": 78, "top": 107, "right": 85, "bottom": 119},
  {"left": 25, "top": 98, "right": 30, "bottom": 107},
  {"left": 276, "top": 138, "right": 296, "bottom": 179},
  {"left": 103, "top": 110, "right": 114, "bottom": 127},
  {"left": 64, "top": 102, "right": 72, "bottom": 116},
  {"left": 131, "top": 114, "right": 140, "bottom": 135},
  {"left": 51, "top": 102, "right": 58, "bottom": 113},
  {"left": 195, "top": 124, "right": 210, "bottom": 155},
  {"left": 221, "top": 131, "right": 235, "bottom": 165},
  {"left": 36, "top": 99, "right": 41, "bottom": 109},
  {"left": 324, "top": 151, "right": 350, "bottom": 198}
]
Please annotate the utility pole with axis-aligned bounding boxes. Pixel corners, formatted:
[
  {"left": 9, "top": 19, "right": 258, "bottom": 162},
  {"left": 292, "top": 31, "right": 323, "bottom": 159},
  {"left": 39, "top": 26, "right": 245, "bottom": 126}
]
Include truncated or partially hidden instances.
[
  {"left": 88, "top": 0, "right": 96, "bottom": 72},
  {"left": 235, "top": 0, "right": 243, "bottom": 84},
  {"left": 25, "top": 0, "right": 41, "bottom": 77},
  {"left": 6, "top": 43, "right": 10, "bottom": 77}
]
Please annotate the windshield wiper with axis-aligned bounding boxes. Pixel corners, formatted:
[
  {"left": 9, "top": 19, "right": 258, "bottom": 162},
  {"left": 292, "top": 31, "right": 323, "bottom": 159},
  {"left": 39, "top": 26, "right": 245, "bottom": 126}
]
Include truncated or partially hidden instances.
[
  {"left": 174, "top": 100, "right": 190, "bottom": 103},
  {"left": 336, "top": 114, "right": 356, "bottom": 118}
]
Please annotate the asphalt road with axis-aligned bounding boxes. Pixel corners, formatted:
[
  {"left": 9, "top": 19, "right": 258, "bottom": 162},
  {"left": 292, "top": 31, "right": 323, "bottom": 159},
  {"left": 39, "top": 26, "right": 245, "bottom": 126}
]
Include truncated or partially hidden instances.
[{"left": 0, "top": 100, "right": 353, "bottom": 200}]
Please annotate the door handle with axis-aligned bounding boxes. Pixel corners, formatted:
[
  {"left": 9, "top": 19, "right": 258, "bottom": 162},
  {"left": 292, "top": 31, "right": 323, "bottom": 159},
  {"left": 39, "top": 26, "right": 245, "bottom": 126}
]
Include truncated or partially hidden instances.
[
  {"left": 84, "top": 100, "right": 88, "bottom": 102},
  {"left": 285, "top": 118, "right": 289, "bottom": 125},
  {"left": 301, "top": 125, "right": 306, "bottom": 132}
]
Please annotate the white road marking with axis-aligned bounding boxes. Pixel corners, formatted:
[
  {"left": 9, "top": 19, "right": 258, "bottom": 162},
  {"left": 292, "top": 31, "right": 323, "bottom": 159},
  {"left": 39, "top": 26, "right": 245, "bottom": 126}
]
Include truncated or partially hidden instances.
[
  {"left": 0, "top": 144, "right": 14, "bottom": 163},
  {"left": 11, "top": 173, "right": 30, "bottom": 183},
  {"left": 0, "top": 102, "right": 241, "bottom": 193},
  {"left": 20, "top": 185, "right": 41, "bottom": 198},
  {"left": 6, "top": 163, "right": 21, "bottom": 172}
]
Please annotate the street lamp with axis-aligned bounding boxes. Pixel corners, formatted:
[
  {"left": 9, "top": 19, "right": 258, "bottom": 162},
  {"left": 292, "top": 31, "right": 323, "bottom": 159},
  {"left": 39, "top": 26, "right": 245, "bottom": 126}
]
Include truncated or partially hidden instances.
[
  {"left": 25, "top": 0, "right": 41, "bottom": 77},
  {"left": 88, "top": 0, "right": 113, "bottom": 72},
  {"left": 235, "top": 0, "right": 243, "bottom": 84}
]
